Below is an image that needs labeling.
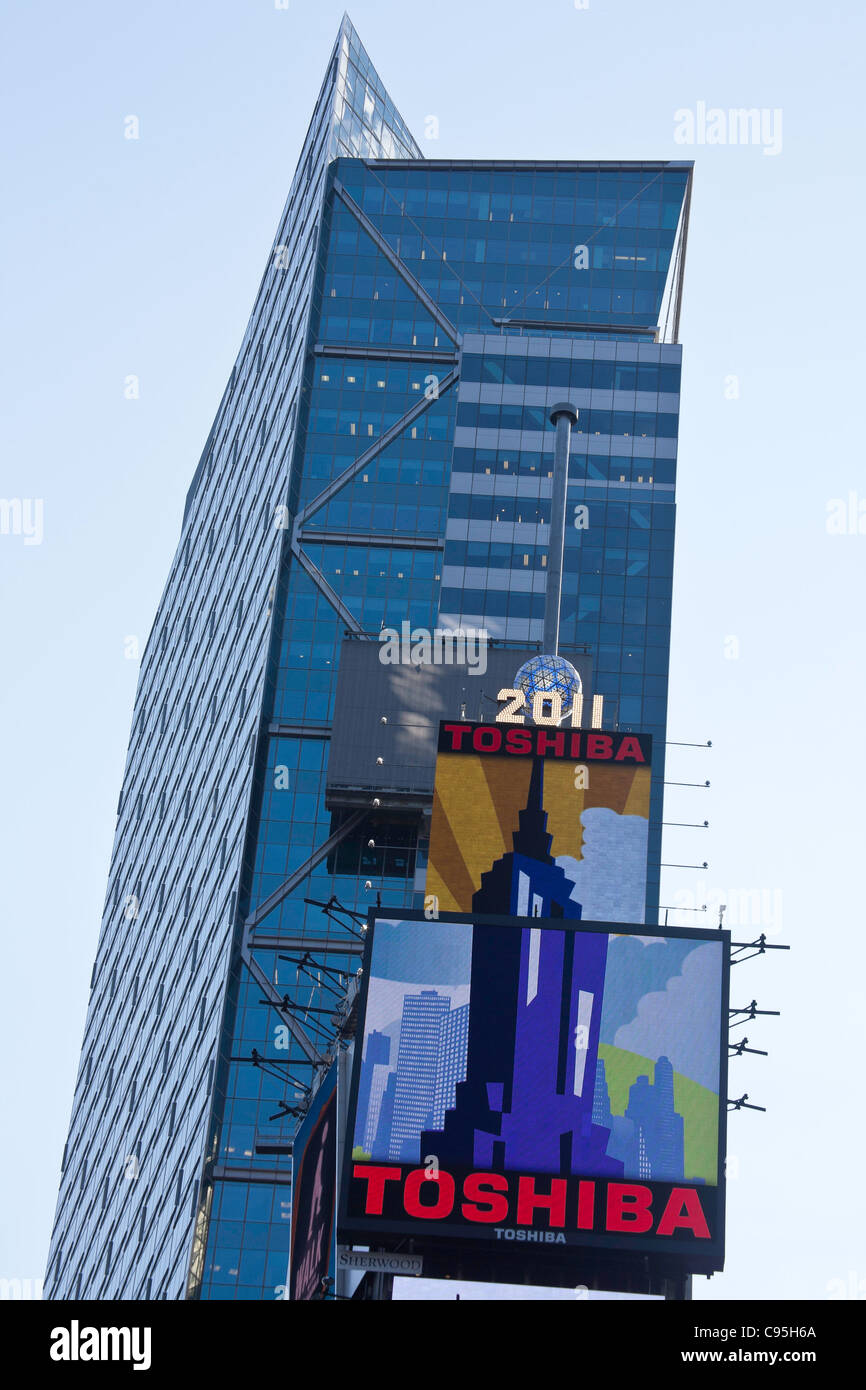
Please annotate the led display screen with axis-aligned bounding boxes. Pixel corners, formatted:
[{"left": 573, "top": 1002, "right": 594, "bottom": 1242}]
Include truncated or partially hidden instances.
[
  {"left": 339, "top": 912, "right": 728, "bottom": 1271},
  {"left": 289, "top": 1061, "right": 338, "bottom": 1300},
  {"left": 426, "top": 720, "right": 652, "bottom": 923}
]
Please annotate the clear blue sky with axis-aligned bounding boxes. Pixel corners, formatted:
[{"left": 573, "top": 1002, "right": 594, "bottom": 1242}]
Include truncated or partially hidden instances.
[{"left": 2, "top": 0, "right": 864, "bottom": 1302}]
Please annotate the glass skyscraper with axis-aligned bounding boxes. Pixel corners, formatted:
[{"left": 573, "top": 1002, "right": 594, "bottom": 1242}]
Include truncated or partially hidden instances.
[{"left": 44, "top": 15, "right": 692, "bottom": 1300}]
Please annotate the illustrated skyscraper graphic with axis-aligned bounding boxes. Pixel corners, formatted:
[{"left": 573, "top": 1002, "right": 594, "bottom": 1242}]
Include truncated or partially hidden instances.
[
  {"left": 387, "top": 990, "right": 452, "bottom": 1162},
  {"left": 591, "top": 1051, "right": 686, "bottom": 1182},
  {"left": 44, "top": 15, "right": 692, "bottom": 1298},
  {"left": 355, "top": 1029, "right": 391, "bottom": 1155},
  {"left": 624, "top": 1056, "right": 685, "bottom": 1182},
  {"left": 430, "top": 1002, "right": 470, "bottom": 1130}
]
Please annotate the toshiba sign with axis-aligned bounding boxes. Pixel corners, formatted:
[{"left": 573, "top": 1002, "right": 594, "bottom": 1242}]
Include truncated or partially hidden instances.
[{"left": 338, "top": 912, "right": 728, "bottom": 1277}]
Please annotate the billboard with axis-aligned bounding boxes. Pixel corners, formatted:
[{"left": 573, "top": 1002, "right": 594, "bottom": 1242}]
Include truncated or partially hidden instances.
[
  {"left": 289, "top": 1060, "right": 339, "bottom": 1300},
  {"left": 426, "top": 720, "right": 652, "bottom": 924},
  {"left": 326, "top": 639, "right": 594, "bottom": 808},
  {"left": 339, "top": 912, "right": 728, "bottom": 1275}
]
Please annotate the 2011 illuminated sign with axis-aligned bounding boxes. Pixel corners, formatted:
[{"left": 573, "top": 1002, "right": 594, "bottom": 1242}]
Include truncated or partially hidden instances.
[{"left": 496, "top": 688, "right": 605, "bottom": 727}]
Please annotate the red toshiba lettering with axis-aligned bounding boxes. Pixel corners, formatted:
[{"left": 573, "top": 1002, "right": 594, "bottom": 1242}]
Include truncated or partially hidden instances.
[
  {"left": 576, "top": 1180, "right": 595, "bottom": 1230},
  {"left": 506, "top": 727, "right": 533, "bottom": 755},
  {"left": 606, "top": 1183, "right": 654, "bottom": 1233},
  {"left": 569, "top": 732, "right": 583, "bottom": 758},
  {"left": 586, "top": 734, "right": 614, "bottom": 759},
  {"left": 472, "top": 726, "right": 502, "bottom": 753},
  {"left": 461, "top": 1172, "right": 509, "bottom": 1224},
  {"left": 353, "top": 1164, "right": 402, "bottom": 1215},
  {"left": 516, "top": 1175, "right": 567, "bottom": 1228},
  {"left": 614, "top": 735, "right": 646, "bottom": 763},
  {"left": 403, "top": 1168, "right": 455, "bottom": 1219},
  {"left": 535, "top": 730, "right": 565, "bottom": 757},
  {"left": 442, "top": 723, "right": 472, "bottom": 751},
  {"left": 656, "top": 1187, "right": 711, "bottom": 1239}
]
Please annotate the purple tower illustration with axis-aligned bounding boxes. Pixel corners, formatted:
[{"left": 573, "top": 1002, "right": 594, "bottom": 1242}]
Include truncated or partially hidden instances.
[
  {"left": 495, "top": 922, "right": 620, "bottom": 1173},
  {"left": 423, "top": 757, "right": 622, "bottom": 1177}
]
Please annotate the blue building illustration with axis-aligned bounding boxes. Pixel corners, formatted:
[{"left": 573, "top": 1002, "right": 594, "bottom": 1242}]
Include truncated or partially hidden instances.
[
  {"left": 354, "top": 1029, "right": 391, "bottom": 1156},
  {"left": 592, "top": 1052, "right": 686, "bottom": 1182},
  {"left": 387, "top": 990, "right": 453, "bottom": 1162},
  {"left": 429, "top": 1003, "right": 470, "bottom": 1130},
  {"left": 624, "top": 1056, "right": 684, "bottom": 1182}
]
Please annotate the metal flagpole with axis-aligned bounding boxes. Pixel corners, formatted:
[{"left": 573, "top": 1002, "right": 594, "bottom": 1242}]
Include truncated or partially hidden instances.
[{"left": 542, "top": 401, "right": 578, "bottom": 656}]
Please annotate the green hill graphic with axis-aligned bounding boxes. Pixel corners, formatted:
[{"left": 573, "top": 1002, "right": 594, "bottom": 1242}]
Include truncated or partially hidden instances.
[{"left": 598, "top": 1043, "right": 719, "bottom": 1186}]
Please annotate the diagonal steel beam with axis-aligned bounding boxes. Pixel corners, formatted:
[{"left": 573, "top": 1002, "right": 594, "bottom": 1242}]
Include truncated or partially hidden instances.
[
  {"left": 333, "top": 179, "right": 461, "bottom": 346},
  {"left": 290, "top": 538, "right": 364, "bottom": 635},
  {"left": 239, "top": 946, "right": 326, "bottom": 1066},
  {"left": 287, "top": 182, "right": 462, "bottom": 678},
  {"left": 292, "top": 366, "right": 458, "bottom": 530},
  {"left": 245, "top": 808, "right": 367, "bottom": 929}
]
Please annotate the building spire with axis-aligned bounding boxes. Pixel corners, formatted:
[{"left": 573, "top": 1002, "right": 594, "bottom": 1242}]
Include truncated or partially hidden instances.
[{"left": 511, "top": 757, "right": 555, "bottom": 864}]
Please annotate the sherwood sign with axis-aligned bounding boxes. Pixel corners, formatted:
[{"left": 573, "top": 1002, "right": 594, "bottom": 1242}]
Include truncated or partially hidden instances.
[{"left": 337, "top": 1247, "right": 423, "bottom": 1275}]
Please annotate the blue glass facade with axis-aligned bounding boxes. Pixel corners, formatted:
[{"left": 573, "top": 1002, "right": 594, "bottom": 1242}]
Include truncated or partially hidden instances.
[
  {"left": 44, "top": 16, "right": 692, "bottom": 1301},
  {"left": 43, "top": 16, "right": 421, "bottom": 1304}
]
